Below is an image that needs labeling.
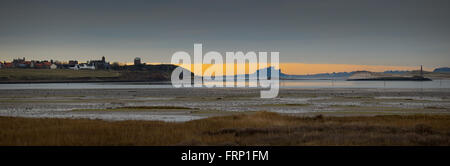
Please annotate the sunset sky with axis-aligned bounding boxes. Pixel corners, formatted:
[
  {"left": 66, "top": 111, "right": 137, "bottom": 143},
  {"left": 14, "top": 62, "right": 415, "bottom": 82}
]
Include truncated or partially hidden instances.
[
  {"left": 1, "top": 0, "right": 449, "bottom": 74},
  {"left": 175, "top": 63, "right": 428, "bottom": 76}
]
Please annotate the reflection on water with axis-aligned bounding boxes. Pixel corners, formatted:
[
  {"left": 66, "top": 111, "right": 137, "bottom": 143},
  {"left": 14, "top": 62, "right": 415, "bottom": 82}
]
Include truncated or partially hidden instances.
[
  {"left": 0, "top": 80, "right": 449, "bottom": 89},
  {"left": 280, "top": 79, "right": 450, "bottom": 89},
  {"left": 203, "top": 80, "right": 260, "bottom": 87}
]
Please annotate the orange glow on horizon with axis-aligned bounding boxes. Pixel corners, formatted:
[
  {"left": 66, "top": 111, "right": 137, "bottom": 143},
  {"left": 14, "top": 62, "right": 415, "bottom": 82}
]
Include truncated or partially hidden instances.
[
  {"left": 169, "top": 63, "right": 427, "bottom": 76},
  {"left": 279, "top": 63, "right": 428, "bottom": 75}
]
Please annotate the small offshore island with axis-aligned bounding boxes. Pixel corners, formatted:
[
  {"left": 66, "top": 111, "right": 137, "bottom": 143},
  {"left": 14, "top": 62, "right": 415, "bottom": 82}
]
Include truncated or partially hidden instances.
[{"left": 347, "top": 66, "right": 432, "bottom": 81}]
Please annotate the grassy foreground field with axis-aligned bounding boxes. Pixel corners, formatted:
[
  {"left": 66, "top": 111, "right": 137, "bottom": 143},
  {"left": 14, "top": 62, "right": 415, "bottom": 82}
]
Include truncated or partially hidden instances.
[
  {"left": 0, "top": 68, "right": 174, "bottom": 82},
  {"left": 0, "top": 69, "right": 120, "bottom": 81},
  {"left": 1, "top": 112, "right": 449, "bottom": 146}
]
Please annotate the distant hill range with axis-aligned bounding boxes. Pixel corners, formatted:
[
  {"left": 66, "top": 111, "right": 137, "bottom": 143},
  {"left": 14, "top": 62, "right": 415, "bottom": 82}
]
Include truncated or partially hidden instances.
[
  {"left": 434, "top": 67, "right": 450, "bottom": 73},
  {"left": 239, "top": 67, "right": 450, "bottom": 80},
  {"left": 279, "top": 71, "right": 354, "bottom": 80},
  {"left": 233, "top": 67, "right": 353, "bottom": 80}
]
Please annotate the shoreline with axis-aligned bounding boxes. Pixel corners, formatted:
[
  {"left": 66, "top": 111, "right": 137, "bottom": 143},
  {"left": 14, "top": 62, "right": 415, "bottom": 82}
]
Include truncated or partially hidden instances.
[{"left": 1, "top": 77, "right": 449, "bottom": 84}]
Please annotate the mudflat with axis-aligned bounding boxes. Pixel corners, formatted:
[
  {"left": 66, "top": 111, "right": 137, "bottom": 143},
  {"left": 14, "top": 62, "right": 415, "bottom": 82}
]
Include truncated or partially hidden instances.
[
  {"left": 0, "top": 88, "right": 449, "bottom": 121},
  {"left": 1, "top": 88, "right": 450, "bottom": 145}
]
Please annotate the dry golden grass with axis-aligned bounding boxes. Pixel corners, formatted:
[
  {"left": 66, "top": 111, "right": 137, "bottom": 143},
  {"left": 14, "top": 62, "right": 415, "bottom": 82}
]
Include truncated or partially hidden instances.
[
  {"left": 0, "top": 68, "right": 172, "bottom": 82},
  {"left": 1, "top": 112, "right": 449, "bottom": 146}
]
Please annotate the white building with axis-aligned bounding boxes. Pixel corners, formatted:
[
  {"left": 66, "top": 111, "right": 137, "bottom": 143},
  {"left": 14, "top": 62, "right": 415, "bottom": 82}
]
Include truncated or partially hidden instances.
[{"left": 70, "top": 64, "right": 95, "bottom": 70}]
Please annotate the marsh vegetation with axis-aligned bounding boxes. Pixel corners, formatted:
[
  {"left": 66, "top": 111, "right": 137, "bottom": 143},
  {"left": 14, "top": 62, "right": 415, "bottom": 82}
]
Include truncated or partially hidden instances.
[{"left": 1, "top": 112, "right": 449, "bottom": 146}]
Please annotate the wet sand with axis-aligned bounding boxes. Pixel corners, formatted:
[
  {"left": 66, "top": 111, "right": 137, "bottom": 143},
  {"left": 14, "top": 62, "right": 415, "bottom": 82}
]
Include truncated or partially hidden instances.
[{"left": 1, "top": 88, "right": 449, "bottom": 122}]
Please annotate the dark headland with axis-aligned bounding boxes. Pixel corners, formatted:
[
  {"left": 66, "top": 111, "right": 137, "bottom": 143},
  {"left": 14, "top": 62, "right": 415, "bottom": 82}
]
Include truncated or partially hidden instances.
[
  {"left": 0, "top": 56, "right": 196, "bottom": 83},
  {"left": 0, "top": 65, "right": 187, "bottom": 83}
]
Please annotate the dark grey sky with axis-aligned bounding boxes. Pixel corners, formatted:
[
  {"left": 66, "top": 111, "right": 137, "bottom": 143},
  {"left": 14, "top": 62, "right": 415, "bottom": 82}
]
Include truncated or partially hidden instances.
[{"left": 1, "top": 0, "right": 449, "bottom": 67}]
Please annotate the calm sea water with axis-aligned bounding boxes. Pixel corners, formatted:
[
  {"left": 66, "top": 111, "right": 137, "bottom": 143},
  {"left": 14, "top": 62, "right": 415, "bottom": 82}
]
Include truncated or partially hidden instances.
[{"left": 0, "top": 80, "right": 449, "bottom": 89}]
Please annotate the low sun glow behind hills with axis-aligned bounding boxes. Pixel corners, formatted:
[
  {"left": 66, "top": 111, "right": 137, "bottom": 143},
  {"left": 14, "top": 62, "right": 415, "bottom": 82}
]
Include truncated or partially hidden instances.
[{"left": 170, "top": 63, "right": 427, "bottom": 76}]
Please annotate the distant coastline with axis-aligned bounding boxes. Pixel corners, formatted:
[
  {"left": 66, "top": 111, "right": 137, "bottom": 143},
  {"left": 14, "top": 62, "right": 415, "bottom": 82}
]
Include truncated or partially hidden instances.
[
  {"left": 346, "top": 77, "right": 432, "bottom": 81},
  {"left": 1, "top": 66, "right": 450, "bottom": 84}
]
